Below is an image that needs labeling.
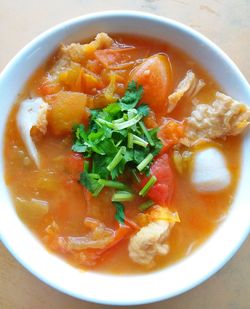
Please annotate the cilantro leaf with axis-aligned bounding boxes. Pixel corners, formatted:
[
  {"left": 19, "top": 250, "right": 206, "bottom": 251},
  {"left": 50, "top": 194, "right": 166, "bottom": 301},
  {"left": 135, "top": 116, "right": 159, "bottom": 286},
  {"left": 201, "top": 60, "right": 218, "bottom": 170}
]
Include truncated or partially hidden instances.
[
  {"left": 118, "top": 81, "right": 143, "bottom": 111},
  {"left": 113, "top": 202, "right": 125, "bottom": 224},
  {"left": 72, "top": 81, "right": 163, "bottom": 200},
  {"left": 80, "top": 172, "right": 100, "bottom": 193},
  {"left": 137, "top": 104, "right": 150, "bottom": 117},
  {"left": 148, "top": 128, "right": 163, "bottom": 156},
  {"left": 104, "top": 102, "right": 121, "bottom": 115},
  {"left": 71, "top": 141, "right": 88, "bottom": 153},
  {"left": 92, "top": 153, "right": 112, "bottom": 179}
]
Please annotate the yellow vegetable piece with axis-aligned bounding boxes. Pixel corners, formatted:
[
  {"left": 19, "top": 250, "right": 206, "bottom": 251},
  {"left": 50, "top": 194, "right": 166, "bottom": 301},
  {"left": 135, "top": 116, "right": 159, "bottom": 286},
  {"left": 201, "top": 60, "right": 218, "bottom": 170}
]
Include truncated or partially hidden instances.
[
  {"left": 148, "top": 205, "right": 180, "bottom": 223},
  {"left": 47, "top": 91, "right": 89, "bottom": 136}
]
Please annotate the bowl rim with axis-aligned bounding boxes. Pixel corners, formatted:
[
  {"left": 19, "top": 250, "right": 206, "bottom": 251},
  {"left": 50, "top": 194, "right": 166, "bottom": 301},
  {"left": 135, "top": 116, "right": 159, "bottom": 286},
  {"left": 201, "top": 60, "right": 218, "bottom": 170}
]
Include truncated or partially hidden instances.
[{"left": 0, "top": 10, "right": 250, "bottom": 306}]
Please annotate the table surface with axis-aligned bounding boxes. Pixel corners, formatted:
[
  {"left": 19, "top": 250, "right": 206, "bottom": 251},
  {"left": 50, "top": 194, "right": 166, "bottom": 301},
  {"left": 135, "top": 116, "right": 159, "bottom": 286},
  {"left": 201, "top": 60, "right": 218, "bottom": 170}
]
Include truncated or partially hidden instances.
[{"left": 0, "top": 1, "right": 249, "bottom": 308}]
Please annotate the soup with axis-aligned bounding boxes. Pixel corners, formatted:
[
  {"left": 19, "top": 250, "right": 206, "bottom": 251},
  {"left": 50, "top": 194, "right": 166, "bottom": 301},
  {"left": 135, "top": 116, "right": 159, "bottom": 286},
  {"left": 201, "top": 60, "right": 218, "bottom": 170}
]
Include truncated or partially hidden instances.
[{"left": 4, "top": 33, "right": 250, "bottom": 274}]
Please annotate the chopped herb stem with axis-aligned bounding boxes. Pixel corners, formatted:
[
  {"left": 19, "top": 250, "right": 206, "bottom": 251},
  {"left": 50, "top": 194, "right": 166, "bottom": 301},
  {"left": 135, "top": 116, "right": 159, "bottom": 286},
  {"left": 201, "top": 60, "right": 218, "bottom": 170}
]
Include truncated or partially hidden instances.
[
  {"left": 89, "top": 173, "right": 100, "bottom": 179},
  {"left": 139, "top": 121, "right": 155, "bottom": 146},
  {"left": 113, "top": 114, "right": 142, "bottom": 130},
  {"left": 139, "top": 175, "right": 157, "bottom": 196},
  {"left": 139, "top": 200, "right": 155, "bottom": 211},
  {"left": 84, "top": 161, "right": 89, "bottom": 173},
  {"left": 137, "top": 153, "right": 154, "bottom": 172},
  {"left": 98, "top": 179, "right": 129, "bottom": 190},
  {"left": 127, "top": 109, "right": 137, "bottom": 119},
  {"left": 112, "top": 191, "right": 134, "bottom": 202},
  {"left": 131, "top": 169, "right": 141, "bottom": 183},
  {"left": 107, "top": 146, "right": 126, "bottom": 171},
  {"left": 128, "top": 133, "right": 134, "bottom": 148},
  {"left": 113, "top": 118, "right": 124, "bottom": 124},
  {"left": 96, "top": 118, "right": 114, "bottom": 128},
  {"left": 92, "top": 183, "right": 104, "bottom": 196},
  {"left": 132, "top": 134, "right": 148, "bottom": 148}
]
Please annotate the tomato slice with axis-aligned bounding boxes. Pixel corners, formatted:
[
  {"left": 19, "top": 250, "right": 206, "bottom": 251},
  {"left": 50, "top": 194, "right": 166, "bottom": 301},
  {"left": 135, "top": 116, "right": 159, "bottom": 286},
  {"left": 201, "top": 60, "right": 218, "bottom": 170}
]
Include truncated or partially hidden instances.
[
  {"left": 129, "top": 54, "right": 173, "bottom": 117},
  {"left": 158, "top": 118, "right": 185, "bottom": 154},
  {"left": 95, "top": 48, "right": 149, "bottom": 69},
  {"left": 141, "top": 154, "right": 175, "bottom": 205},
  {"left": 65, "top": 152, "right": 84, "bottom": 180}
]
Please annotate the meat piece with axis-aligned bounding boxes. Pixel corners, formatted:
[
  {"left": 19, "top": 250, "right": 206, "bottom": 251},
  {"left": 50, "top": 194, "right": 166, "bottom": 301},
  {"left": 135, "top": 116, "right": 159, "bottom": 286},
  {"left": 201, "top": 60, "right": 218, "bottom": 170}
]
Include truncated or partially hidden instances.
[
  {"left": 168, "top": 70, "right": 205, "bottom": 113},
  {"left": 184, "top": 92, "right": 250, "bottom": 145},
  {"left": 128, "top": 220, "right": 171, "bottom": 266},
  {"left": 191, "top": 147, "right": 231, "bottom": 192},
  {"left": 61, "top": 32, "right": 114, "bottom": 63},
  {"left": 16, "top": 97, "right": 49, "bottom": 167}
]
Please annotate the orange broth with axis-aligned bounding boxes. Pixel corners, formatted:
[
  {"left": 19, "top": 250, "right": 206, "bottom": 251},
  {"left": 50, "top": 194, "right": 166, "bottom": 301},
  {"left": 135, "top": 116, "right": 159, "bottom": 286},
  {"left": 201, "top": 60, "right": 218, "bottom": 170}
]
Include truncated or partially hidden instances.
[{"left": 4, "top": 34, "right": 241, "bottom": 274}]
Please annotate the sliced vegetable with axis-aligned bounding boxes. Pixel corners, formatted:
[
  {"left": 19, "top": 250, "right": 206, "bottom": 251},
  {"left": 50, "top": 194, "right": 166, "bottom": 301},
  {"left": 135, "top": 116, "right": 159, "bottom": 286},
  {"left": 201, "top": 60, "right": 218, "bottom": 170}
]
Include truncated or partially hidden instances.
[
  {"left": 139, "top": 176, "right": 157, "bottom": 197},
  {"left": 137, "top": 153, "right": 153, "bottom": 172},
  {"left": 47, "top": 91, "right": 89, "bottom": 136},
  {"left": 148, "top": 205, "right": 180, "bottom": 223},
  {"left": 158, "top": 119, "right": 185, "bottom": 153},
  {"left": 139, "top": 200, "right": 155, "bottom": 211},
  {"left": 95, "top": 47, "right": 149, "bottom": 69},
  {"left": 130, "top": 54, "right": 173, "bottom": 117},
  {"left": 112, "top": 191, "right": 134, "bottom": 202},
  {"left": 141, "top": 154, "right": 175, "bottom": 205},
  {"left": 139, "top": 121, "right": 155, "bottom": 146},
  {"left": 107, "top": 146, "right": 126, "bottom": 171},
  {"left": 65, "top": 153, "right": 84, "bottom": 179},
  {"left": 98, "top": 179, "right": 129, "bottom": 190}
]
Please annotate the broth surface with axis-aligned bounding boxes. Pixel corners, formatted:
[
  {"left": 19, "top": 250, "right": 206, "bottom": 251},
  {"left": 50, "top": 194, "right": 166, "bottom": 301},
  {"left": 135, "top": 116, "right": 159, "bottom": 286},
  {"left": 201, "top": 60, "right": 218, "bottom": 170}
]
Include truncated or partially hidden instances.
[{"left": 4, "top": 34, "right": 241, "bottom": 274}]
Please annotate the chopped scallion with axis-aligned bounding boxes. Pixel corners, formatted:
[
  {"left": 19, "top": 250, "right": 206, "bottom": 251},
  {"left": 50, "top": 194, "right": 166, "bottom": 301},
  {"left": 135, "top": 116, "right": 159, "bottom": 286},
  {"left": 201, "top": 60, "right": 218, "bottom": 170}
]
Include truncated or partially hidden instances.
[
  {"left": 139, "top": 175, "right": 157, "bottom": 196},
  {"left": 137, "top": 153, "right": 154, "bottom": 172},
  {"left": 92, "top": 183, "right": 104, "bottom": 196},
  {"left": 113, "top": 114, "right": 142, "bottom": 130},
  {"left": 89, "top": 173, "right": 100, "bottom": 179},
  {"left": 96, "top": 118, "right": 114, "bottom": 129},
  {"left": 98, "top": 179, "right": 129, "bottom": 190},
  {"left": 127, "top": 132, "right": 134, "bottom": 149},
  {"left": 107, "top": 146, "right": 126, "bottom": 171},
  {"left": 132, "top": 134, "right": 148, "bottom": 148},
  {"left": 112, "top": 191, "right": 134, "bottom": 202},
  {"left": 139, "top": 200, "right": 155, "bottom": 211},
  {"left": 84, "top": 161, "right": 89, "bottom": 173},
  {"left": 139, "top": 121, "right": 155, "bottom": 146},
  {"left": 131, "top": 169, "right": 141, "bottom": 183}
]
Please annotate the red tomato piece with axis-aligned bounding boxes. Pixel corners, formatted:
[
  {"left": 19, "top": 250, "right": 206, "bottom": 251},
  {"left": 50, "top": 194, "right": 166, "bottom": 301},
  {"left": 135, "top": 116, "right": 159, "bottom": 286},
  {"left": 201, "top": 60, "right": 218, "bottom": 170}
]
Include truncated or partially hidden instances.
[
  {"left": 129, "top": 54, "right": 173, "bottom": 117},
  {"left": 141, "top": 154, "right": 175, "bottom": 205},
  {"left": 158, "top": 119, "right": 185, "bottom": 154},
  {"left": 65, "top": 152, "right": 84, "bottom": 180}
]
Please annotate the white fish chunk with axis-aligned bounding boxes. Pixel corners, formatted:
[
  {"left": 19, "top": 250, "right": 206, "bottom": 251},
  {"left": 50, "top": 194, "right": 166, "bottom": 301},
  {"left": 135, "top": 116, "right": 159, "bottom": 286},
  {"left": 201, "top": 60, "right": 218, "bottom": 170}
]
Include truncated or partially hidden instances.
[
  {"left": 191, "top": 147, "right": 231, "bottom": 192},
  {"left": 16, "top": 97, "right": 49, "bottom": 167}
]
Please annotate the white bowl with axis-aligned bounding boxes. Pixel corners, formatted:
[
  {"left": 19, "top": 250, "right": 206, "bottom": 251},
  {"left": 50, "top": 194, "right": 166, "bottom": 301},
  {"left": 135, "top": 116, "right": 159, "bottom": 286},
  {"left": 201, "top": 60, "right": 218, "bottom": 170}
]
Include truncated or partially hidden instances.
[{"left": 0, "top": 11, "right": 249, "bottom": 306}]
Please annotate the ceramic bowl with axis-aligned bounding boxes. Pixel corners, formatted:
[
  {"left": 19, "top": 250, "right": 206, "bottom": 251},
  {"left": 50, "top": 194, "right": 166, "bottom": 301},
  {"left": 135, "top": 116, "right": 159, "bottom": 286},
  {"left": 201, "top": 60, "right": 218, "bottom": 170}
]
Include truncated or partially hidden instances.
[{"left": 0, "top": 11, "right": 249, "bottom": 305}]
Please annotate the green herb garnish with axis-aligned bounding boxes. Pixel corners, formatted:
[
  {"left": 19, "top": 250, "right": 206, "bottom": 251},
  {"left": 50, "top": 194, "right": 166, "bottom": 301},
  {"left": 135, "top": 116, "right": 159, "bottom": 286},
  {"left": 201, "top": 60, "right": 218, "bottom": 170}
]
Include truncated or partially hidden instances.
[
  {"left": 139, "top": 200, "right": 155, "bottom": 211},
  {"left": 139, "top": 175, "right": 157, "bottom": 196},
  {"left": 72, "top": 81, "right": 163, "bottom": 223},
  {"left": 112, "top": 191, "right": 134, "bottom": 202},
  {"left": 113, "top": 202, "right": 125, "bottom": 224}
]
